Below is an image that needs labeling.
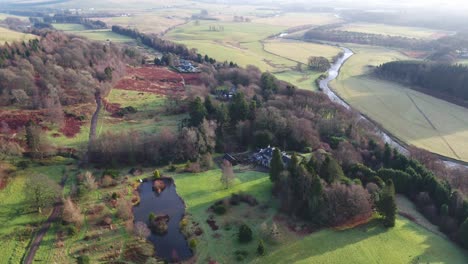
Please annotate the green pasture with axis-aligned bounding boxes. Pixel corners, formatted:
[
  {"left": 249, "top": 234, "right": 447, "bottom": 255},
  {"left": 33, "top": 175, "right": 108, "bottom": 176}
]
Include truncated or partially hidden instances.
[
  {"left": 253, "top": 217, "right": 467, "bottom": 264},
  {"left": 331, "top": 44, "right": 468, "bottom": 162}
]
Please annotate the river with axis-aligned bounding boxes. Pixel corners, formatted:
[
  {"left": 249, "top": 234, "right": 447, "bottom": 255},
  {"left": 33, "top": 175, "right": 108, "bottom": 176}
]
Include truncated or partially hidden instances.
[{"left": 319, "top": 47, "right": 467, "bottom": 169}]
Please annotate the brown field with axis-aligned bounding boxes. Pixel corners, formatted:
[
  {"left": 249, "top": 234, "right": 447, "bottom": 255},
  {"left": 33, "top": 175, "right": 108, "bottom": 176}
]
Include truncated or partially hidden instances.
[{"left": 114, "top": 66, "right": 200, "bottom": 95}]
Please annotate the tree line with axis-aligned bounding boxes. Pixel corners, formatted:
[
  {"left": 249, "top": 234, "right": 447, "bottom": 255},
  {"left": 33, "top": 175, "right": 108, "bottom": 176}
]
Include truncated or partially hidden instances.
[{"left": 375, "top": 60, "right": 468, "bottom": 103}]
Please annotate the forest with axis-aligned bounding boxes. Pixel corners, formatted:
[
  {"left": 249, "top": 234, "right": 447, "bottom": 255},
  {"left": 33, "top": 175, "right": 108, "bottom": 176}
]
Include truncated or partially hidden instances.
[
  {"left": 0, "top": 31, "right": 139, "bottom": 110},
  {"left": 375, "top": 60, "right": 468, "bottom": 104}
]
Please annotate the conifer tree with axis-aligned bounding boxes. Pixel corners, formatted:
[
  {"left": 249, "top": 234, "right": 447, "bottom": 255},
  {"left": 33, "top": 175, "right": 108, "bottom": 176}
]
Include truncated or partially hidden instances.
[
  {"left": 377, "top": 179, "right": 397, "bottom": 227},
  {"left": 269, "top": 148, "right": 284, "bottom": 183}
]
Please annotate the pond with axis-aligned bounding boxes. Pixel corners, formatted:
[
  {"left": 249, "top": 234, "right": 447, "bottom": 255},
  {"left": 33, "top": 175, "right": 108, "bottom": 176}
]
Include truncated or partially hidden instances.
[{"left": 133, "top": 178, "right": 193, "bottom": 262}]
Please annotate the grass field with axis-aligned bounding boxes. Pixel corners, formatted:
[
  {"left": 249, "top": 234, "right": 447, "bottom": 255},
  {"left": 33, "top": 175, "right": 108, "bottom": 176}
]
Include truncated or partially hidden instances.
[
  {"left": 253, "top": 217, "right": 467, "bottom": 264},
  {"left": 166, "top": 21, "right": 339, "bottom": 90},
  {"left": 174, "top": 167, "right": 280, "bottom": 263},
  {"left": 337, "top": 23, "right": 452, "bottom": 39},
  {"left": 0, "top": 27, "right": 35, "bottom": 44},
  {"left": 264, "top": 39, "right": 341, "bottom": 64},
  {"left": 48, "top": 89, "right": 184, "bottom": 149},
  {"left": 52, "top": 23, "right": 134, "bottom": 42},
  {"left": 253, "top": 12, "right": 341, "bottom": 27},
  {"left": 173, "top": 165, "right": 467, "bottom": 263},
  {"left": 0, "top": 160, "right": 69, "bottom": 263},
  {"left": 331, "top": 44, "right": 468, "bottom": 162}
]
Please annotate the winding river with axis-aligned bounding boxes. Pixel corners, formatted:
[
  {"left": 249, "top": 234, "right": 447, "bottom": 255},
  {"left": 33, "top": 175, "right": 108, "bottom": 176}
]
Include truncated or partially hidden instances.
[{"left": 319, "top": 48, "right": 467, "bottom": 169}]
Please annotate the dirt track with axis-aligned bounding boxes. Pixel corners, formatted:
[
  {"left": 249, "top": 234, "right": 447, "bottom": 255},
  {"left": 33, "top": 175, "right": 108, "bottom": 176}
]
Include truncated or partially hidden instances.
[{"left": 23, "top": 172, "right": 68, "bottom": 264}]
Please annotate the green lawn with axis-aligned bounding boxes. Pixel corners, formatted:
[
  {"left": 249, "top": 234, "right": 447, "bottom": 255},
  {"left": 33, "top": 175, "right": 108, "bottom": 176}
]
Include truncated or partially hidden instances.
[
  {"left": 253, "top": 217, "right": 468, "bottom": 264},
  {"left": 174, "top": 167, "right": 277, "bottom": 263},
  {"left": 331, "top": 44, "right": 468, "bottom": 162}
]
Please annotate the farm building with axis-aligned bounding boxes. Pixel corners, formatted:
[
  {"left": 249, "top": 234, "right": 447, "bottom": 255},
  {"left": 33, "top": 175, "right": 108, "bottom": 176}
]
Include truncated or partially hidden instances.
[
  {"left": 251, "top": 146, "right": 291, "bottom": 168},
  {"left": 175, "top": 59, "right": 200, "bottom": 73}
]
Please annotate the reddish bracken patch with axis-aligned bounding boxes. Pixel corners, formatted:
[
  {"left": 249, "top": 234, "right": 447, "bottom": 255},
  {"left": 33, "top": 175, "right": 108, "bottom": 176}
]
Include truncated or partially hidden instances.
[
  {"left": 0, "top": 110, "right": 44, "bottom": 133},
  {"left": 59, "top": 116, "right": 83, "bottom": 138},
  {"left": 114, "top": 66, "right": 200, "bottom": 95},
  {"left": 333, "top": 214, "right": 372, "bottom": 231},
  {"left": 206, "top": 218, "right": 219, "bottom": 231}
]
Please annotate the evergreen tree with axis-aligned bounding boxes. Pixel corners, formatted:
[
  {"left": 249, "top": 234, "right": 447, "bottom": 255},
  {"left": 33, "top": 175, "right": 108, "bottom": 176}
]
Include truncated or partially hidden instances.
[
  {"left": 460, "top": 217, "right": 468, "bottom": 249},
  {"left": 306, "top": 155, "right": 318, "bottom": 174},
  {"left": 204, "top": 96, "right": 216, "bottom": 118},
  {"left": 257, "top": 240, "right": 265, "bottom": 255},
  {"left": 383, "top": 143, "right": 392, "bottom": 167},
  {"left": 269, "top": 148, "right": 284, "bottom": 183},
  {"left": 229, "top": 92, "right": 249, "bottom": 124},
  {"left": 377, "top": 179, "right": 397, "bottom": 227},
  {"left": 188, "top": 97, "right": 207, "bottom": 127},
  {"left": 287, "top": 153, "right": 299, "bottom": 180},
  {"left": 319, "top": 156, "right": 344, "bottom": 184}
]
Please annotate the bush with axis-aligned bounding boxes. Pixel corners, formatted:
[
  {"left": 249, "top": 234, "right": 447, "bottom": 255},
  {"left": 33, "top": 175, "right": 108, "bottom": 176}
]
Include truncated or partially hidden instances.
[
  {"left": 213, "top": 204, "right": 227, "bottom": 215},
  {"left": 257, "top": 239, "right": 265, "bottom": 255},
  {"left": 189, "top": 238, "right": 197, "bottom": 249},
  {"left": 149, "top": 212, "right": 156, "bottom": 222},
  {"left": 101, "top": 175, "right": 115, "bottom": 188},
  {"left": 77, "top": 255, "right": 90, "bottom": 264},
  {"left": 238, "top": 224, "right": 253, "bottom": 243},
  {"left": 153, "top": 170, "right": 161, "bottom": 179},
  {"left": 111, "top": 192, "right": 118, "bottom": 200},
  {"left": 234, "top": 250, "right": 249, "bottom": 261},
  {"left": 66, "top": 225, "right": 77, "bottom": 236},
  {"left": 102, "top": 169, "right": 119, "bottom": 179}
]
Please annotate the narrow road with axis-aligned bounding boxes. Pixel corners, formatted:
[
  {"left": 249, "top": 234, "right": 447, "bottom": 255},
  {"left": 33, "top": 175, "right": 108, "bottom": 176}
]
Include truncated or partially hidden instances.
[{"left": 23, "top": 172, "right": 69, "bottom": 264}]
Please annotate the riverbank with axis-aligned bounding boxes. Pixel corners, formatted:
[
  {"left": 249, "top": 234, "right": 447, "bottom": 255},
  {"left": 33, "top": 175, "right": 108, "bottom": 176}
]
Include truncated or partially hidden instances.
[{"left": 320, "top": 46, "right": 468, "bottom": 169}]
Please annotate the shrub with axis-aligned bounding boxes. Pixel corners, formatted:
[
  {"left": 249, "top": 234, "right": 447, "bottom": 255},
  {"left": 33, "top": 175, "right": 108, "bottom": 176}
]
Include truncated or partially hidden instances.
[
  {"left": 189, "top": 238, "right": 197, "bottom": 249},
  {"left": 213, "top": 204, "right": 227, "bottom": 215},
  {"left": 238, "top": 224, "right": 253, "bottom": 243},
  {"left": 66, "top": 225, "right": 77, "bottom": 236},
  {"left": 111, "top": 192, "right": 118, "bottom": 200},
  {"left": 149, "top": 212, "right": 156, "bottom": 222},
  {"left": 102, "top": 169, "right": 119, "bottom": 179},
  {"left": 116, "top": 199, "right": 133, "bottom": 221},
  {"left": 101, "top": 175, "right": 115, "bottom": 188},
  {"left": 168, "top": 163, "right": 176, "bottom": 172},
  {"left": 153, "top": 170, "right": 161, "bottom": 179},
  {"left": 234, "top": 250, "right": 249, "bottom": 261},
  {"left": 77, "top": 255, "right": 90, "bottom": 264},
  {"left": 257, "top": 239, "right": 265, "bottom": 255}
]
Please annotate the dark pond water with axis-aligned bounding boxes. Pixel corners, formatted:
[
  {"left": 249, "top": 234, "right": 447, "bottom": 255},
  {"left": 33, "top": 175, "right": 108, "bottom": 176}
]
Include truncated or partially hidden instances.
[{"left": 133, "top": 178, "right": 193, "bottom": 262}]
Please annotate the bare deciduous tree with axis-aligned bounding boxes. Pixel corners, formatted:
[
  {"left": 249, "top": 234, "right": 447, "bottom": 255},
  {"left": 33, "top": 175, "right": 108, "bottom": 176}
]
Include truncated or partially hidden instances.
[
  {"left": 134, "top": 221, "right": 150, "bottom": 240},
  {"left": 62, "top": 197, "right": 84, "bottom": 227},
  {"left": 221, "top": 160, "right": 235, "bottom": 189}
]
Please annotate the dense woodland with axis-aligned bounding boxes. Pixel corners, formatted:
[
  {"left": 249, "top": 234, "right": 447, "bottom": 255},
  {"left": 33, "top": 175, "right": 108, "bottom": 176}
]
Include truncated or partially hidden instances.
[
  {"left": 376, "top": 61, "right": 468, "bottom": 103},
  {"left": 303, "top": 29, "right": 429, "bottom": 50},
  {"left": 0, "top": 31, "right": 139, "bottom": 110}
]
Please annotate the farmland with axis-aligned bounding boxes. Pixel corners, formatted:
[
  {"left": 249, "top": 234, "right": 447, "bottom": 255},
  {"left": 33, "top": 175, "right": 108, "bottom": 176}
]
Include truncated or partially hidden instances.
[
  {"left": 166, "top": 20, "right": 341, "bottom": 90},
  {"left": 331, "top": 44, "right": 468, "bottom": 162},
  {"left": 337, "top": 23, "right": 452, "bottom": 39},
  {"left": 52, "top": 23, "right": 134, "bottom": 42},
  {"left": 0, "top": 27, "right": 35, "bottom": 44}
]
